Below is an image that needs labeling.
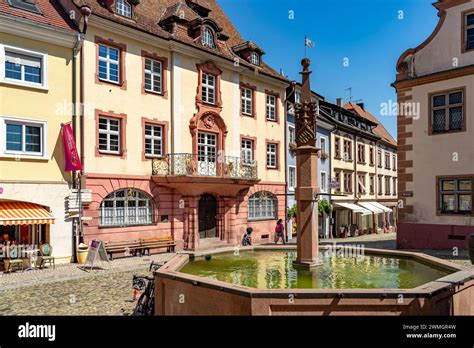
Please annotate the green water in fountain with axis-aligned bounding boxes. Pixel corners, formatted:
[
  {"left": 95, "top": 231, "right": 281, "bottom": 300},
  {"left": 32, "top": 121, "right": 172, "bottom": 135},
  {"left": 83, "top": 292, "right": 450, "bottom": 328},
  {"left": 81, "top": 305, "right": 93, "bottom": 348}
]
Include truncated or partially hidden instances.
[{"left": 179, "top": 250, "right": 453, "bottom": 289}]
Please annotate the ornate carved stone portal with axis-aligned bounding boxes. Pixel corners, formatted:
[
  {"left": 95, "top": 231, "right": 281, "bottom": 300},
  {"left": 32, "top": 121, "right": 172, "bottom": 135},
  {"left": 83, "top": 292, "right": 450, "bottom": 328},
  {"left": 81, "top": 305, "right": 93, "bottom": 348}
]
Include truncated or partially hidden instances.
[{"left": 293, "top": 58, "right": 322, "bottom": 269}]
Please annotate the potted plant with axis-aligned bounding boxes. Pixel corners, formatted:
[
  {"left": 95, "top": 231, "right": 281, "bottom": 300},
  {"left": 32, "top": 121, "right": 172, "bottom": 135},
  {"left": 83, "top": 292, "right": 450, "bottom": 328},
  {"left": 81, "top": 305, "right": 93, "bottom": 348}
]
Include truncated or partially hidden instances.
[
  {"left": 289, "top": 142, "right": 297, "bottom": 154},
  {"left": 320, "top": 151, "right": 329, "bottom": 161}
]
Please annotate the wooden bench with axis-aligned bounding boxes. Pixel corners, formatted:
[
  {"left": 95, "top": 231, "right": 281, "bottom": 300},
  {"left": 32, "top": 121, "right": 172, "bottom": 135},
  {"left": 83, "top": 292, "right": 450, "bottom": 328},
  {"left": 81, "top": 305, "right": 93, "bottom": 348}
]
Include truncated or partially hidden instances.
[
  {"left": 104, "top": 240, "right": 142, "bottom": 260},
  {"left": 139, "top": 236, "right": 176, "bottom": 256}
]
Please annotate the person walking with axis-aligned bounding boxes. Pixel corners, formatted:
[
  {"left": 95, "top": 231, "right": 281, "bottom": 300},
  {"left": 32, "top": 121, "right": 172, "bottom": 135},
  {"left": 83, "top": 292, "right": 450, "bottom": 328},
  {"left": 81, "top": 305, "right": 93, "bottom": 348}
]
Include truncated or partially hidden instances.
[{"left": 274, "top": 219, "right": 286, "bottom": 244}]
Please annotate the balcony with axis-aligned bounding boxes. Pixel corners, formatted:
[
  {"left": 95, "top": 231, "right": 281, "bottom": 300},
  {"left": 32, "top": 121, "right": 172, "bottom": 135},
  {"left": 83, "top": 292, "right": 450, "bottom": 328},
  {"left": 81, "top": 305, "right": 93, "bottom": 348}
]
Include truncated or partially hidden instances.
[{"left": 151, "top": 153, "right": 259, "bottom": 196}]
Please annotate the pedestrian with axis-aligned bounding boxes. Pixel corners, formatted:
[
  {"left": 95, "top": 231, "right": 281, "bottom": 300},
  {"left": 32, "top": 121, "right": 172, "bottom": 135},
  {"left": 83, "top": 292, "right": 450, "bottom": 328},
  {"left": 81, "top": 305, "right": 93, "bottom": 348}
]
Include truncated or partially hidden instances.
[
  {"left": 274, "top": 219, "right": 285, "bottom": 244},
  {"left": 242, "top": 227, "right": 253, "bottom": 246}
]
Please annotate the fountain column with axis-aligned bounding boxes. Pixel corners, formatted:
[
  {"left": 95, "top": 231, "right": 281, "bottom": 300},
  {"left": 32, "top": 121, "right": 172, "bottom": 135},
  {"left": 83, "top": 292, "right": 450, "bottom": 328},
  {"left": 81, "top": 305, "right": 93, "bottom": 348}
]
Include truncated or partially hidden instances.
[{"left": 293, "top": 58, "right": 322, "bottom": 269}]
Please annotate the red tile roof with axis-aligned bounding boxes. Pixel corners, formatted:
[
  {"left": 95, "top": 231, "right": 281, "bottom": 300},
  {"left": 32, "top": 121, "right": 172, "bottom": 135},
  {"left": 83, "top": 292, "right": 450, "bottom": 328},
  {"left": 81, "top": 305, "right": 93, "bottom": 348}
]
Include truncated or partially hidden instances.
[
  {"left": 344, "top": 101, "right": 397, "bottom": 147},
  {"left": 0, "top": 0, "right": 77, "bottom": 32},
  {"left": 73, "top": 0, "right": 287, "bottom": 82}
]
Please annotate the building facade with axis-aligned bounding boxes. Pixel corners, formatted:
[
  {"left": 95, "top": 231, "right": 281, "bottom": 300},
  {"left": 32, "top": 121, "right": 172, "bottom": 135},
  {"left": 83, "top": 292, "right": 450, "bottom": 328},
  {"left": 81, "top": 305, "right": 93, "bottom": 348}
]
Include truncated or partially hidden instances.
[
  {"left": 66, "top": 0, "right": 288, "bottom": 251},
  {"left": 394, "top": 0, "right": 474, "bottom": 249},
  {"left": 0, "top": 0, "right": 78, "bottom": 263}
]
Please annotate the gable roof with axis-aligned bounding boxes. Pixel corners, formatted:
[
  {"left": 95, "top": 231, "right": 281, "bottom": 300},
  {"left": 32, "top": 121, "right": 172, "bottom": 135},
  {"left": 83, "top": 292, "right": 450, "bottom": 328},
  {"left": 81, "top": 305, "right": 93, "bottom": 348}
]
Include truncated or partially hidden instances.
[
  {"left": 344, "top": 101, "right": 397, "bottom": 147},
  {"left": 73, "top": 0, "right": 287, "bottom": 82},
  {"left": 0, "top": 0, "right": 77, "bottom": 32}
]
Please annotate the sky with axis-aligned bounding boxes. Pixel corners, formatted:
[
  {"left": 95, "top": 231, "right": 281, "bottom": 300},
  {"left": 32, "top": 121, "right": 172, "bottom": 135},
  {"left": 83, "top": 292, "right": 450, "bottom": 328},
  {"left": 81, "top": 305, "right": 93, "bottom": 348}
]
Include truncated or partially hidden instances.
[{"left": 219, "top": 0, "right": 441, "bottom": 139}]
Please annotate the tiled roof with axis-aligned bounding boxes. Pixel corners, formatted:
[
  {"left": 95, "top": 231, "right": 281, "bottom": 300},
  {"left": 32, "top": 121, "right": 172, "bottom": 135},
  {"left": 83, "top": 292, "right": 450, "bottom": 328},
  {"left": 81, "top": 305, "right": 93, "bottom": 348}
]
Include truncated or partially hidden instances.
[
  {"left": 0, "top": 0, "right": 77, "bottom": 32},
  {"left": 344, "top": 101, "right": 397, "bottom": 147},
  {"left": 73, "top": 0, "right": 287, "bottom": 82}
]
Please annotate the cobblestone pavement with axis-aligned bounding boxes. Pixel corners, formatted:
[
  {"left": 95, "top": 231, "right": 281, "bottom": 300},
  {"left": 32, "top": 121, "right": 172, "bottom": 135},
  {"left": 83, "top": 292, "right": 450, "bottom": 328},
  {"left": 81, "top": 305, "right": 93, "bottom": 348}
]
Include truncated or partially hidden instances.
[{"left": 0, "top": 253, "right": 174, "bottom": 316}]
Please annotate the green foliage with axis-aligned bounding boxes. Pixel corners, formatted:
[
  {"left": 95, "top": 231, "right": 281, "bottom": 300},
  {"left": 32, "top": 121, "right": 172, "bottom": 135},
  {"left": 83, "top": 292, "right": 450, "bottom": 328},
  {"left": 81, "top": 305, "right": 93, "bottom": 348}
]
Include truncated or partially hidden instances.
[
  {"left": 318, "top": 199, "right": 333, "bottom": 215},
  {"left": 287, "top": 203, "right": 297, "bottom": 218}
]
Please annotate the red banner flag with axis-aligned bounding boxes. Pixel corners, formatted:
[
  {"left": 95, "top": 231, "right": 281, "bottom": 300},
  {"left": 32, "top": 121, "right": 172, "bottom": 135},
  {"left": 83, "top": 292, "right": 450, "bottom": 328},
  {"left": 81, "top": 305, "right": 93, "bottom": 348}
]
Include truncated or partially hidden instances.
[{"left": 62, "top": 124, "right": 82, "bottom": 171}]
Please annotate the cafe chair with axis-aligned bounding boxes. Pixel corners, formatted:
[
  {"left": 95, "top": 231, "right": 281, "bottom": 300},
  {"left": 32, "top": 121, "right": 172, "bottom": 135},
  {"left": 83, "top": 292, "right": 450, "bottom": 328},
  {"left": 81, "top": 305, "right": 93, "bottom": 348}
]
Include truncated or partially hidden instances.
[
  {"left": 39, "top": 243, "right": 55, "bottom": 269},
  {"left": 7, "top": 246, "right": 24, "bottom": 273}
]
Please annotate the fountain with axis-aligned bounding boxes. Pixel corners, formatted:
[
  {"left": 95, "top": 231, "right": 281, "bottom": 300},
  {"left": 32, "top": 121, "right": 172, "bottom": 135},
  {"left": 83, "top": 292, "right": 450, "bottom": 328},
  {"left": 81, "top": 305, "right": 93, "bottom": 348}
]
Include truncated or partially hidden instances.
[{"left": 154, "top": 59, "right": 474, "bottom": 316}]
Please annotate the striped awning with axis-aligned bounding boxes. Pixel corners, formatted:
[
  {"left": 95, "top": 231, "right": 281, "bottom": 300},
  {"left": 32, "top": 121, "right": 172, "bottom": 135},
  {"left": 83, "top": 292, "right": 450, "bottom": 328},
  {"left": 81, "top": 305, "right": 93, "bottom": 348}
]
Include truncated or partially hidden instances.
[{"left": 0, "top": 201, "right": 55, "bottom": 225}]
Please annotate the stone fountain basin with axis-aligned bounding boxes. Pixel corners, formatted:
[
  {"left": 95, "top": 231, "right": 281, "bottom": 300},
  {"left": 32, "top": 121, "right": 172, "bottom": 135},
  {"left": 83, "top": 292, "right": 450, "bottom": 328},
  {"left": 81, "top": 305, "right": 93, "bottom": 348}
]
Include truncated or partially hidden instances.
[{"left": 154, "top": 245, "right": 474, "bottom": 316}]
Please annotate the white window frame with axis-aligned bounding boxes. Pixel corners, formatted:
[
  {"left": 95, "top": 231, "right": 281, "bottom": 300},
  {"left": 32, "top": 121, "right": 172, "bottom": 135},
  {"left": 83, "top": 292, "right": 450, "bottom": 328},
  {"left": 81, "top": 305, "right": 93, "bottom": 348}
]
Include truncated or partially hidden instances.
[
  {"left": 241, "top": 139, "right": 254, "bottom": 164},
  {"left": 201, "top": 27, "right": 215, "bottom": 48},
  {"left": 144, "top": 58, "right": 162, "bottom": 94},
  {"left": 98, "top": 44, "right": 120, "bottom": 84},
  {"left": 266, "top": 143, "right": 277, "bottom": 168},
  {"left": 98, "top": 117, "right": 121, "bottom": 155},
  {"left": 320, "top": 171, "right": 327, "bottom": 193},
  {"left": 0, "top": 116, "right": 48, "bottom": 159},
  {"left": 0, "top": 44, "right": 48, "bottom": 90},
  {"left": 319, "top": 135, "right": 328, "bottom": 153},
  {"left": 288, "top": 166, "right": 296, "bottom": 191},
  {"left": 266, "top": 94, "right": 277, "bottom": 121},
  {"left": 248, "top": 191, "right": 277, "bottom": 221},
  {"left": 250, "top": 52, "right": 260, "bottom": 65},
  {"left": 202, "top": 73, "right": 216, "bottom": 104},
  {"left": 288, "top": 125, "right": 295, "bottom": 143},
  {"left": 100, "top": 189, "right": 153, "bottom": 227},
  {"left": 144, "top": 123, "right": 163, "bottom": 158},
  {"left": 241, "top": 87, "right": 253, "bottom": 116},
  {"left": 115, "top": 0, "right": 132, "bottom": 18}
]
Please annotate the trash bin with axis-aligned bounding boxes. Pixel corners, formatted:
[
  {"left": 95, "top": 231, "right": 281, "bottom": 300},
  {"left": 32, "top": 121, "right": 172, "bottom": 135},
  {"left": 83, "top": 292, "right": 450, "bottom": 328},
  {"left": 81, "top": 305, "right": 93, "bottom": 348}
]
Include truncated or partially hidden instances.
[{"left": 77, "top": 243, "right": 89, "bottom": 264}]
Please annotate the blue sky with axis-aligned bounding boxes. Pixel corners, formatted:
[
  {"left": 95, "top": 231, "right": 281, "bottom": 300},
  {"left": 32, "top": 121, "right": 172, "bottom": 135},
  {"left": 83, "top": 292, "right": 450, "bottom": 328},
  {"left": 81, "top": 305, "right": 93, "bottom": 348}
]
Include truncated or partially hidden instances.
[{"left": 219, "top": 0, "right": 440, "bottom": 139}]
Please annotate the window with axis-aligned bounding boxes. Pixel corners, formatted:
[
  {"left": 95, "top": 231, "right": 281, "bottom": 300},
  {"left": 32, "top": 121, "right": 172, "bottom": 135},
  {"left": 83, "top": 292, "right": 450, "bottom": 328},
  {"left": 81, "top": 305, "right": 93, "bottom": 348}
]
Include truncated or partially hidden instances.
[
  {"left": 357, "top": 144, "right": 365, "bottom": 163},
  {"left": 385, "top": 152, "right": 391, "bottom": 169},
  {"left": 266, "top": 142, "right": 278, "bottom": 168},
  {"left": 357, "top": 174, "right": 366, "bottom": 194},
  {"left": 369, "top": 147, "right": 374, "bottom": 165},
  {"left": 369, "top": 175, "right": 375, "bottom": 194},
  {"left": 438, "top": 177, "right": 472, "bottom": 214},
  {"left": 295, "top": 92, "right": 301, "bottom": 104},
  {"left": 385, "top": 176, "right": 391, "bottom": 195},
  {"left": 241, "top": 139, "right": 254, "bottom": 164},
  {"left": 266, "top": 94, "right": 277, "bottom": 121},
  {"left": 201, "top": 27, "right": 215, "bottom": 48},
  {"left": 288, "top": 125, "right": 295, "bottom": 144},
  {"left": 343, "top": 140, "right": 352, "bottom": 161},
  {"left": 144, "top": 58, "right": 162, "bottom": 94},
  {"left": 334, "top": 136, "right": 341, "bottom": 158},
  {"left": 100, "top": 189, "right": 153, "bottom": 227},
  {"left": 241, "top": 87, "right": 253, "bottom": 116},
  {"left": 343, "top": 172, "right": 352, "bottom": 193},
  {"left": 320, "top": 136, "right": 327, "bottom": 153},
  {"left": 1, "top": 45, "right": 47, "bottom": 89},
  {"left": 0, "top": 117, "right": 46, "bottom": 158},
  {"left": 320, "top": 171, "right": 327, "bottom": 193},
  {"left": 248, "top": 191, "right": 277, "bottom": 221},
  {"left": 115, "top": 0, "right": 132, "bottom": 18},
  {"left": 392, "top": 154, "right": 396, "bottom": 171},
  {"left": 430, "top": 89, "right": 464, "bottom": 133},
  {"left": 335, "top": 172, "right": 341, "bottom": 192},
  {"left": 144, "top": 123, "right": 163, "bottom": 158},
  {"left": 98, "top": 117, "right": 120, "bottom": 154},
  {"left": 378, "top": 175, "right": 383, "bottom": 195},
  {"left": 98, "top": 44, "right": 120, "bottom": 83},
  {"left": 393, "top": 177, "right": 397, "bottom": 196},
  {"left": 202, "top": 73, "right": 215, "bottom": 104},
  {"left": 464, "top": 12, "right": 474, "bottom": 51},
  {"left": 377, "top": 150, "right": 382, "bottom": 168},
  {"left": 250, "top": 52, "right": 260, "bottom": 65},
  {"left": 289, "top": 166, "right": 296, "bottom": 190}
]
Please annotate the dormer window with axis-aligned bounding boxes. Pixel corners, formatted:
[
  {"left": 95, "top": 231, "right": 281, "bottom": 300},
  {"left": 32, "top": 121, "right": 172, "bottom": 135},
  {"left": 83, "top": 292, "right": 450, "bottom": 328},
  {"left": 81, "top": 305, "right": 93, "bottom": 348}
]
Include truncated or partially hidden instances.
[
  {"left": 201, "top": 27, "right": 215, "bottom": 48},
  {"left": 250, "top": 52, "right": 260, "bottom": 65},
  {"left": 116, "top": 0, "right": 132, "bottom": 18}
]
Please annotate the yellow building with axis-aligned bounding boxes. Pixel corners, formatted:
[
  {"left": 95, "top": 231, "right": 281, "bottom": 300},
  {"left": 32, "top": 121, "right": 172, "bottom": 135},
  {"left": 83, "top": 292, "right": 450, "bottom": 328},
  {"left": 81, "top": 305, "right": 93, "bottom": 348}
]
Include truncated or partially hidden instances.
[
  {"left": 0, "top": 0, "right": 79, "bottom": 264},
  {"left": 66, "top": 0, "right": 288, "bottom": 250}
]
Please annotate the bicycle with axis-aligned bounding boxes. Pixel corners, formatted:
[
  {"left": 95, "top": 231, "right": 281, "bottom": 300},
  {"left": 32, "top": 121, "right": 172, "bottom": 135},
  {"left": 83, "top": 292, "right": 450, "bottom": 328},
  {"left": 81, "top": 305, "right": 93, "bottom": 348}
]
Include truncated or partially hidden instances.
[{"left": 131, "top": 261, "right": 165, "bottom": 316}]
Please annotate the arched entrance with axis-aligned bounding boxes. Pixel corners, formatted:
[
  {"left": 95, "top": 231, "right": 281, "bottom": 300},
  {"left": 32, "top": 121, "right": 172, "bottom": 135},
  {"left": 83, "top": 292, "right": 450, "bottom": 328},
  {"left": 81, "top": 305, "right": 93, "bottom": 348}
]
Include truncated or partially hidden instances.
[{"left": 198, "top": 194, "right": 217, "bottom": 239}]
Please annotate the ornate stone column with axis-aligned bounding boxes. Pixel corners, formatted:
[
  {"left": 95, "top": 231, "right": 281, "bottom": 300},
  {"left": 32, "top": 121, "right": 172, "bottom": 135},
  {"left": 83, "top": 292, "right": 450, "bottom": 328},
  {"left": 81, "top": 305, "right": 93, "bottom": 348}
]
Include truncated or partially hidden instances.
[{"left": 293, "top": 58, "right": 322, "bottom": 269}]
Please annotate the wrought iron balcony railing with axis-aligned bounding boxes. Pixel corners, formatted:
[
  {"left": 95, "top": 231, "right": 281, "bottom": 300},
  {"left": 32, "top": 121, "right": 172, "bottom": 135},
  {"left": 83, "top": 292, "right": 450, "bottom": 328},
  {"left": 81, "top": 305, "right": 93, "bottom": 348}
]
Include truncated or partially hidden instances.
[{"left": 152, "top": 153, "right": 258, "bottom": 180}]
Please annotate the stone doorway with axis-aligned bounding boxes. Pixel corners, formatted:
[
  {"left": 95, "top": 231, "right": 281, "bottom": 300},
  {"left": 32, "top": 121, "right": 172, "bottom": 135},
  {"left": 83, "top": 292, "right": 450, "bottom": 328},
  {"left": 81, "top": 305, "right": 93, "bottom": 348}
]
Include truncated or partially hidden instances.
[{"left": 198, "top": 194, "right": 217, "bottom": 239}]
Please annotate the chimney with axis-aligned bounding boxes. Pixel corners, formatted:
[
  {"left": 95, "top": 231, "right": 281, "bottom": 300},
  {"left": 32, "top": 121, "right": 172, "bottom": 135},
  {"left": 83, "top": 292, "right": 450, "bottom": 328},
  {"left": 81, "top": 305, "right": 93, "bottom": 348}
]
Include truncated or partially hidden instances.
[
  {"left": 357, "top": 102, "right": 365, "bottom": 110},
  {"left": 336, "top": 98, "right": 343, "bottom": 107}
]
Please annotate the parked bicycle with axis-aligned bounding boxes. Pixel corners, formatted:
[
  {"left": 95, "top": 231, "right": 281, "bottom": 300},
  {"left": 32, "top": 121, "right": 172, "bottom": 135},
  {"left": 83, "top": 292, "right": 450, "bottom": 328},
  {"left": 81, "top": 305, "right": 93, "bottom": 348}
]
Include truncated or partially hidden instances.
[{"left": 131, "top": 261, "right": 164, "bottom": 316}]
